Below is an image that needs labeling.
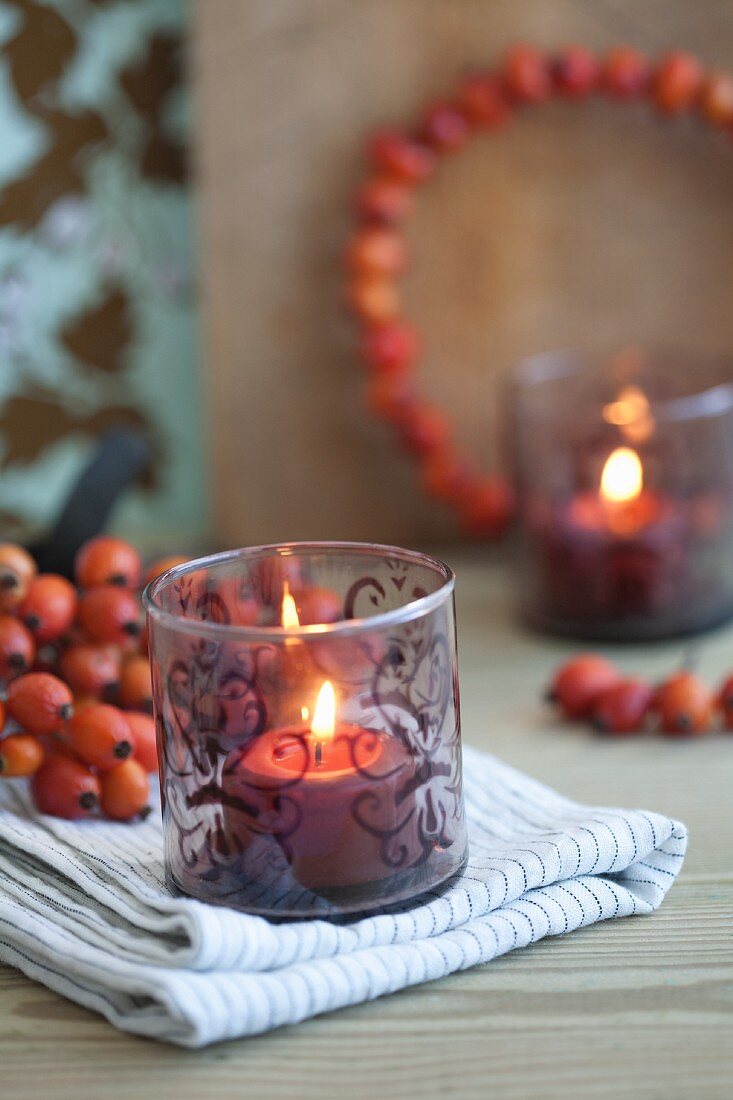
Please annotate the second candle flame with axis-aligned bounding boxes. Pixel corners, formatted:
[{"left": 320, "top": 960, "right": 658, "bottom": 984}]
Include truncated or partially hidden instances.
[
  {"left": 311, "top": 680, "right": 336, "bottom": 742},
  {"left": 600, "top": 447, "right": 643, "bottom": 504},
  {"left": 281, "top": 582, "right": 300, "bottom": 629}
]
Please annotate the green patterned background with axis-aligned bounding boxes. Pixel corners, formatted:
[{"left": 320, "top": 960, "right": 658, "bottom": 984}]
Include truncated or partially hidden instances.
[{"left": 0, "top": 0, "right": 204, "bottom": 552}]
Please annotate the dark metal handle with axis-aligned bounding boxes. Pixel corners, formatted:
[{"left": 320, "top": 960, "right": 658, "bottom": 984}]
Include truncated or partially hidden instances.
[{"left": 28, "top": 429, "right": 153, "bottom": 578}]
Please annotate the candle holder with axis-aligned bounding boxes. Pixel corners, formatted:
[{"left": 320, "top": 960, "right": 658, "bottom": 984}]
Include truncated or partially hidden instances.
[
  {"left": 144, "top": 543, "right": 467, "bottom": 918},
  {"left": 508, "top": 348, "right": 733, "bottom": 641}
]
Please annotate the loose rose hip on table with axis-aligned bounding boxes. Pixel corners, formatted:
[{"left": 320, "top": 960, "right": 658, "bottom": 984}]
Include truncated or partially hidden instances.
[
  {"left": 653, "top": 671, "right": 713, "bottom": 736},
  {"left": 592, "top": 679, "right": 655, "bottom": 735},
  {"left": 546, "top": 654, "right": 621, "bottom": 719}
]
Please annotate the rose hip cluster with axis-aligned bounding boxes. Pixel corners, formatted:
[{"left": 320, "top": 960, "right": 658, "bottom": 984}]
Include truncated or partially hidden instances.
[
  {"left": 0, "top": 539, "right": 186, "bottom": 820},
  {"left": 547, "top": 653, "right": 731, "bottom": 736}
]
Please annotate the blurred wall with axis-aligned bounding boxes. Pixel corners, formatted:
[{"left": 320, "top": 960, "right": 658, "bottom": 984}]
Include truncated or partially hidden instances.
[
  {"left": 196, "top": 0, "right": 733, "bottom": 548},
  {"left": 0, "top": 0, "right": 203, "bottom": 551}
]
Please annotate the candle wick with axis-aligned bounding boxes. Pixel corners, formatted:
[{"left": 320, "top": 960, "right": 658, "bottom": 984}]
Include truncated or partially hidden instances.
[{"left": 314, "top": 741, "right": 323, "bottom": 767}]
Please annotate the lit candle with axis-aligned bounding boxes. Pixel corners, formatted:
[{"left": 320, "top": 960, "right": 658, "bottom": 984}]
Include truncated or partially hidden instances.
[
  {"left": 529, "top": 384, "right": 688, "bottom": 636},
  {"left": 568, "top": 444, "right": 668, "bottom": 538},
  {"left": 222, "top": 678, "right": 420, "bottom": 893}
]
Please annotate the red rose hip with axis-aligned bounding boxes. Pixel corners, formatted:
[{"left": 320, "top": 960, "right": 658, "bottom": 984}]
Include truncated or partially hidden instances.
[
  {"left": 118, "top": 655, "right": 153, "bottom": 712},
  {"left": 0, "top": 733, "right": 45, "bottom": 777},
  {"left": 100, "top": 758, "right": 150, "bottom": 821},
  {"left": 361, "top": 322, "right": 420, "bottom": 373},
  {"left": 548, "top": 655, "right": 621, "bottom": 720},
  {"left": 19, "top": 574, "right": 77, "bottom": 643},
  {"left": 0, "top": 543, "right": 37, "bottom": 612},
  {"left": 68, "top": 703, "right": 134, "bottom": 770},
  {"left": 654, "top": 671, "right": 712, "bottom": 735},
  {"left": 126, "top": 711, "right": 158, "bottom": 773},
  {"left": 554, "top": 45, "right": 599, "bottom": 98},
  {"left": 356, "top": 176, "right": 413, "bottom": 225},
  {"left": 456, "top": 73, "right": 510, "bottom": 128},
  {"left": 0, "top": 615, "right": 36, "bottom": 680},
  {"left": 59, "top": 643, "right": 122, "bottom": 699},
  {"left": 602, "top": 46, "right": 650, "bottom": 100},
  {"left": 502, "top": 44, "right": 552, "bottom": 104},
  {"left": 75, "top": 536, "right": 142, "bottom": 589},
  {"left": 78, "top": 586, "right": 141, "bottom": 645},
  {"left": 6, "top": 672, "right": 73, "bottom": 735},
  {"left": 592, "top": 678, "right": 654, "bottom": 735},
  {"left": 653, "top": 51, "right": 703, "bottom": 114},
  {"left": 31, "top": 754, "right": 100, "bottom": 819},
  {"left": 367, "top": 129, "right": 435, "bottom": 183},
  {"left": 718, "top": 673, "right": 733, "bottom": 729}
]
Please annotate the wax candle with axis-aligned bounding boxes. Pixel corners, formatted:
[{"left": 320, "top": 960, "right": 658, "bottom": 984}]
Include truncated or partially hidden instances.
[
  {"left": 567, "top": 446, "right": 671, "bottom": 538},
  {"left": 222, "top": 680, "right": 419, "bottom": 891},
  {"left": 527, "top": 442, "right": 689, "bottom": 637}
]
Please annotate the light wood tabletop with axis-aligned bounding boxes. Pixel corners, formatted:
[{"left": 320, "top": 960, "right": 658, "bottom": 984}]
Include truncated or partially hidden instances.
[{"left": 2, "top": 552, "right": 732, "bottom": 1100}]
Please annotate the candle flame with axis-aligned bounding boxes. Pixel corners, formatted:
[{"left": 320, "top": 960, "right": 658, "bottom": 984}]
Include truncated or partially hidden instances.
[
  {"left": 281, "top": 582, "right": 300, "bottom": 629},
  {"left": 311, "top": 680, "right": 335, "bottom": 742},
  {"left": 600, "top": 447, "right": 643, "bottom": 504},
  {"left": 602, "top": 385, "right": 654, "bottom": 445}
]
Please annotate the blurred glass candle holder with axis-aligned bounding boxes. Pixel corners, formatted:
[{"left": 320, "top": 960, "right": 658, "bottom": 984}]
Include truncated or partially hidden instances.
[
  {"left": 507, "top": 349, "right": 733, "bottom": 641},
  {"left": 144, "top": 543, "right": 467, "bottom": 918}
]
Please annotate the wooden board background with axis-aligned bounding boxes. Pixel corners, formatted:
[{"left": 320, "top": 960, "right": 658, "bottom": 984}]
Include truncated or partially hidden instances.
[{"left": 194, "top": 0, "right": 733, "bottom": 548}]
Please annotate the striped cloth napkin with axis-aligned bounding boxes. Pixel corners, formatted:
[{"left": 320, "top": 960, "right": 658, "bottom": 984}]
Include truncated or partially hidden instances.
[{"left": 0, "top": 745, "right": 687, "bottom": 1048}]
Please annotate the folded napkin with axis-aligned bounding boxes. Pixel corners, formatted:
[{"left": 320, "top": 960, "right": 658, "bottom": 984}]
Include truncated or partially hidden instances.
[{"left": 0, "top": 745, "right": 687, "bottom": 1048}]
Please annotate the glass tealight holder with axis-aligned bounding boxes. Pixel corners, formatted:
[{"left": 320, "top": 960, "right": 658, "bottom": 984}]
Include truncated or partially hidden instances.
[
  {"left": 507, "top": 348, "right": 733, "bottom": 641},
  {"left": 144, "top": 542, "right": 467, "bottom": 918}
]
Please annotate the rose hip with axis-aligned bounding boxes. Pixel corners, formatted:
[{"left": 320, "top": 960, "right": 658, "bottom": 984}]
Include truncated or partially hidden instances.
[
  {"left": 75, "top": 536, "right": 142, "bottom": 590},
  {"left": 0, "top": 543, "right": 36, "bottom": 612},
  {"left": 143, "top": 555, "right": 189, "bottom": 587},
  {"left": 592, "top": 678, "right": 654, "bottom": 735},
  {"left": 100, "top": 758, "right": 150, "bottom": 821},
  {"left": 547, "top": 655, "right": 621, "bottom": 720},
  {"left": 367, "top": 129, "right": 435, "bottom": 183},
  {"left": 461, "top": 478, "right": 513, "bottom": 538},
  {"left": 654, "top": 671, "right": 713, "bottom": 735},
  {"left": 0, "top": 615, "right": 36, "bottom": 680},
  {"left": 718, "top": 673, "right": 733, "bottom": 729},
  {"left": 553, "top": 45, "right": 599, "bottom": 98},
  {"left": 31, "top": 754, "right": 100, "bottom": 819},
  {"left": 6, "top": 672, "right": 73, "bottom": 735},
  {"left": 126, "top": 711, "right": 158, "bottom": 773},
  {"left": 78, "top": 586, "right": 141, "bottom": 645},
  {"left": 0, "top": 733, "right": 45, "bottom": 777},
  {"left": 68, "top": 703, "right": 134, "bottom": 770},
  {"left": 19, "top": 574, "right": 77, "bottom": 643},
  {"left": 118, "top": 655, "right": 153, "bottom": 712},
  {"left": 59, "top": 643, "right": 122, "bottom": 699},
  {"left": 294, "top": 587, "right": 343, "bottom": 626}
]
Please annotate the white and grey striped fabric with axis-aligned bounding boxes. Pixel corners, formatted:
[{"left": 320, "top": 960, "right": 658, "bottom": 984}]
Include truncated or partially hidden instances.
[{"left": 0, "top": 745, "right": 687, "bottom": 1048}]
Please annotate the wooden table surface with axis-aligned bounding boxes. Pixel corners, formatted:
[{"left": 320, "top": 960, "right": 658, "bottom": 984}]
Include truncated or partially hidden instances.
[{"left": 2, "top": 553, "right": 732, "bottom": 1100}]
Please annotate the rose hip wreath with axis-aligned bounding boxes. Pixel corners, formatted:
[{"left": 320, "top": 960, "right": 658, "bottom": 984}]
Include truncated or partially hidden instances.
[{"left": 346, "top": 44, "right": 726, "bottom": 538}]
